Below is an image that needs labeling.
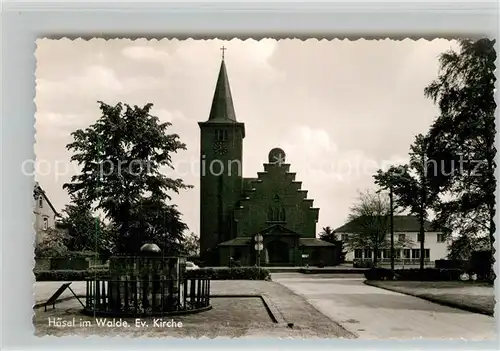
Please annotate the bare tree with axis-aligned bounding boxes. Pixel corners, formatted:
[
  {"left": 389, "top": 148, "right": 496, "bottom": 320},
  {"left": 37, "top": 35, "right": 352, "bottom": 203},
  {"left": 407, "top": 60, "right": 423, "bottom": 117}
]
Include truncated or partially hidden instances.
[{"left": 345, "top": 190, "right": 391, "bottom": 267}]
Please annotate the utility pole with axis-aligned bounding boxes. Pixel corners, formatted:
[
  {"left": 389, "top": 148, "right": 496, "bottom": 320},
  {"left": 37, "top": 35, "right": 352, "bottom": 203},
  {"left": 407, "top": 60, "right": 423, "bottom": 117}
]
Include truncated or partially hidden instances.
[{"left": 389, "top": 183, "right": 395, "bottom": 271}]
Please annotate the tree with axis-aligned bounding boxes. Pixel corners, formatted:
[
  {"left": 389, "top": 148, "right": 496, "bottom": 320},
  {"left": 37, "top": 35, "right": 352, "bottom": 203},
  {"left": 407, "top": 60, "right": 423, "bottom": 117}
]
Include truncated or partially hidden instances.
[
  {"left": 63, "top": 102, "right": 193, "bottom": 253},
  {"left": 59, "top": 194, "right": 105, "bottom": 252},
  {"left": 319, "top": 226, "right": 337, "bottom": 243},
  {"left": 374, "top": 134, "right": 438, "bottom": 270},
  {"left": 423, "top": 39, "right": 496, "bottom": 252},
  {"left": 127, "top": 198, "right": 188, "bottom": 255},
  {"left": 182, "top": 232, "right": 200, "bottom": 256},
  {"left": 448, "top": 235, "right": 490, "bottom": 261},
  {"left": 319, "top": 226, "right": 346, "bottom": 263},
  {"left": 344, "top": 190, "right": 393, "bottom": 267},
  {"left": 35, "top": 228, "right": 69, "bottom": 258}
]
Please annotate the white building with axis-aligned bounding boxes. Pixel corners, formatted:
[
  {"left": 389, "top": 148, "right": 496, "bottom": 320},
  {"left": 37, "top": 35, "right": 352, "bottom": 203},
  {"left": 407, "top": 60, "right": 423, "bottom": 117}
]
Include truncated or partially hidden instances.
[
  {"left": 33, "top": 182, "right": 60, "bottom": 245},
  {"left": 334, "top": 215, "right": 448, "bottom": 266}
]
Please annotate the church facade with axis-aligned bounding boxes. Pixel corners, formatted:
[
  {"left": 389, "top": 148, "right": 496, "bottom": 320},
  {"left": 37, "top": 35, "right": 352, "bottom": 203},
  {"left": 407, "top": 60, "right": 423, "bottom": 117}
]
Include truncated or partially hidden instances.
[{"left": 199, "top": 58, "right": 337, "bottom": 267}]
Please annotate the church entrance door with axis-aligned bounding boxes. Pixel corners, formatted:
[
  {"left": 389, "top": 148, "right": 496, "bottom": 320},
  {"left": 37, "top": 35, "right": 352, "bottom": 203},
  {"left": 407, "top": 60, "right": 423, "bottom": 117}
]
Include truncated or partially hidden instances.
[{"left": 266, "top": 239, "right": 290, "bottom": 265}]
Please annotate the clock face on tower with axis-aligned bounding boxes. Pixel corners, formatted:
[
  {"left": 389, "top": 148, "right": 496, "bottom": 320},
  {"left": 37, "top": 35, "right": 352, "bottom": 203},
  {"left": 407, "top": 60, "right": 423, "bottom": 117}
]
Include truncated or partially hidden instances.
[{"left": 213, "top": 141, "right": 228, "bottom": 155}]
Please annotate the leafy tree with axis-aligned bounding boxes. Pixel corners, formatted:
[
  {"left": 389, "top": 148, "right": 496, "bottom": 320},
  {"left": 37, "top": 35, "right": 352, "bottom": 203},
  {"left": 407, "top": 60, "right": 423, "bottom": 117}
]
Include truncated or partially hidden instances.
[
  {"left": 128, "top": 197, "right": 188, "bottom": 255},
  {"left": 59, "top": 194, "right": 105, "bottom": 252},
  {"left": 63, "top": 102, "right": 192, "bottom": 253},
  {"left": 448, "top": 235, "right": 491, "bottom": 261},
  {"left": 35, "top": 228, "right": 69, "bottom": 258},
  {"left": 319, "top": 226, "right": 337, "bottom": 243},
  {"left": 319, "top": 226, "right": 346, "bottom": 263},
  {"left": 423, "top": 39, "right": 496, "bottom": 251},
  {"left": 374, "top": 134, "right": 438, "bottom": 270},
  {"left": 181, "top": 232, "right": 200, "bottom": 256}
]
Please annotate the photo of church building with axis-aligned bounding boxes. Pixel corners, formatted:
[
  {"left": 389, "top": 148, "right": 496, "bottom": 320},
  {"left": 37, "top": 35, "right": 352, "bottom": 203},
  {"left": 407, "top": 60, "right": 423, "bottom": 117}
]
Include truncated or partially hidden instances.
[{"left": 199, "top": 57, "right": 337, "bottom": 266}]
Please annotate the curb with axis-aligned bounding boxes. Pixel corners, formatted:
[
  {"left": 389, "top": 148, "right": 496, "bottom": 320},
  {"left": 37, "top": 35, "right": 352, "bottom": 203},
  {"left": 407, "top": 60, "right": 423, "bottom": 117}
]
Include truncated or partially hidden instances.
[
  {"left": 34, "top": 293, "right": 288, "bottom": 324},
  {"left": 34, "top": 295, "right": 86, "bottom": 309},
  {"left": 364, "top": 280, "right": 493, "bottom": 317}
]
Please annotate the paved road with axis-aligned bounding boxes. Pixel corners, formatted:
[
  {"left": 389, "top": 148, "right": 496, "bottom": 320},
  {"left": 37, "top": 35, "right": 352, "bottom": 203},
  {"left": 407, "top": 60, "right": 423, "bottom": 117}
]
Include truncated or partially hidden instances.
[{"left": 272, "top": 273, "right": 497, "bottom": 340}]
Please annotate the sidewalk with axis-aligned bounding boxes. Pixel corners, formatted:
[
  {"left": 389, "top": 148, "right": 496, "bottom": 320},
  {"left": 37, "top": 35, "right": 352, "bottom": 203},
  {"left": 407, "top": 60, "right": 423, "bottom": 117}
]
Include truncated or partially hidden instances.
[
  {"left": 272, "top": 273, "right": 496, "bottom": 340},
  {"left": 365, "top": 280, "right": 494, "bottom": 316}
]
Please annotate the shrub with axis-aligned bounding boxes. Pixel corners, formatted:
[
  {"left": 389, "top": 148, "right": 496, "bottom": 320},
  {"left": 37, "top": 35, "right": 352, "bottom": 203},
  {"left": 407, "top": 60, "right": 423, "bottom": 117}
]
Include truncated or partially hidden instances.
[
  {"left": 186, "top": 267, "right": 270, "bottom": 280},
  {"left": 315, "top": 261, "right": 325, "bottom": 268},
  {"left": 34, "top": 269, "right": 109, "bottom": 281},
  {"left": 364, "top": 268, "right": 395, "bottom": 280},
  {"left": 50, "top": 258, "right": 90, "bottom": 270},
  {"left": 353, "top": 259, "right": 374, "bottom": 268},
  {"left": 364, "top": 267, "right": 464, "bottom": 281},
  {"left": 470, "top": 250, "right": 493, "bottom": 279},
  {"left": 435, "top": 259, "right": 469, "bottom": 270}
]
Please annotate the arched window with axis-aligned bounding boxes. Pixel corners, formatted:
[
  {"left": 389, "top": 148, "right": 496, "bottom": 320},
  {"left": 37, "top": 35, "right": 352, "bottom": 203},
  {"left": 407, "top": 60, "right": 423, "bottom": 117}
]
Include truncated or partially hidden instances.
[
  {"left": 215, "top": 129, "right": 228, "bottom": 141},
  {"left": 267, "top": 207, "right": 274, "bottom": 221},
  {"left": 279, "top": 207, "right": 286, "bottom": 222},
  {"left": 267, "top": 206, "right": 286, "bottom": 222}
]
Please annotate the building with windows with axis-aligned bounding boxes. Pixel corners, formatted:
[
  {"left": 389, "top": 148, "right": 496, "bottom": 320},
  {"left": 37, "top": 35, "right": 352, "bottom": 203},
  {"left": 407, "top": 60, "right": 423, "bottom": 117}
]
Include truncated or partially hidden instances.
[
  {"left": 333, "top": 215, "right": 448, "bottom": 266},
  {"left": 199, "top": 57, "right": 337, "bottom": 266},
  {"left": 33, "top": 182, "right": 60, "bottom": 245}
]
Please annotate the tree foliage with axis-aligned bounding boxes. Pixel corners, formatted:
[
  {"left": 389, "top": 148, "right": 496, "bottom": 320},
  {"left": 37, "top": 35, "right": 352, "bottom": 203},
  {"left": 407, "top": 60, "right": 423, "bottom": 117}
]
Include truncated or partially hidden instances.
[
  {"left": 127, "top": 198, "right": 188, "bottom": 255},
  {"left": 423, "top": 38, "right": 496, "bottom": 251},
  {"left": 35, "top": 228, "right": 69, "bottom": 258},
  {"left": 181, "top": 232, "right": 200, "bottom": 256},
  {"left": 318, "top": 226, "right": 337, "bottom": 243},
  {"left": 63, "top": 102, "right": 193, "bottom": 253},
  {"left": 59, "top": 194, "right": 109, "bottom": 253},
  {"left": 374, "top": 134, "right": 438, "bottom": 269}
]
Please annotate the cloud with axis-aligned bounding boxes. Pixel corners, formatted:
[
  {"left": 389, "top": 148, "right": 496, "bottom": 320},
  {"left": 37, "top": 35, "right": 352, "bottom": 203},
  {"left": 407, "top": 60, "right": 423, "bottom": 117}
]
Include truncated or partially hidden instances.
[
  {"left": 34, "top": 38, "right": 455, "bottom": 233},
  {"left": 153, "top": 108, "right": 187, "bottom": 123},
  {"left": 122, "top": 45, "right": 171, "bottom": 63}
]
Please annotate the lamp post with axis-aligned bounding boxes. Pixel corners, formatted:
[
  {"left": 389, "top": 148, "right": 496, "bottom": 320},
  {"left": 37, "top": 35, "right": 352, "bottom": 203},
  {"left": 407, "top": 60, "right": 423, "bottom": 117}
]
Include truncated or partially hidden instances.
[
  {"left": 377, "top": 182, "right": 395, "bottom": 271},
  {"left": 389, "top": 183, "right": 395, "bottom": 271}
]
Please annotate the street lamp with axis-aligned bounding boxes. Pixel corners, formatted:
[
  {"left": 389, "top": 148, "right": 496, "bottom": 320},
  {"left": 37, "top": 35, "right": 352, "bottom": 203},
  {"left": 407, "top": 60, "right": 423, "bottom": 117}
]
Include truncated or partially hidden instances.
[
  {"left": 377, "top": 183, "right": 395, "bottom": 271},
  {"left": 389, "top": 183, "right": 394, "bottom": 271}
]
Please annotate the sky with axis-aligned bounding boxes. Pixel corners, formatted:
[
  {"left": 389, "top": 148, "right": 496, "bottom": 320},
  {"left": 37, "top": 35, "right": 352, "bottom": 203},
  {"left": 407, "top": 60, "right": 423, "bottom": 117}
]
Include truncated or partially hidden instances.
[{"left": 34, "top": 38, "right": 458, "bottom": 236}]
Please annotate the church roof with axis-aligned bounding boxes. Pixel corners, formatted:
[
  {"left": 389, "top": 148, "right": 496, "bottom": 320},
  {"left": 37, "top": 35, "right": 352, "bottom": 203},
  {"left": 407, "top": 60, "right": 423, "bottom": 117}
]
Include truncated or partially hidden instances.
[
  {"left": 218, "top": 237, "right": 251, "bottom": 246},
  {"left": 207, "top": 59, "right": 237, "bottom": 123},
  {"left": 333, "top": 215, "right": 435, "bottom": 233},
  {"left": 299, "top": 238, "right": 336, "bottom": 247}
]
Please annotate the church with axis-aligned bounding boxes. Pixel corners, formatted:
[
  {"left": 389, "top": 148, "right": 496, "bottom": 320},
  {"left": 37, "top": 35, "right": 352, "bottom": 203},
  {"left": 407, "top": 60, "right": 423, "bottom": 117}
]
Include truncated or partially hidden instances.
[{"left": 198, "top": 54, "right": 338, "bottom": 267}]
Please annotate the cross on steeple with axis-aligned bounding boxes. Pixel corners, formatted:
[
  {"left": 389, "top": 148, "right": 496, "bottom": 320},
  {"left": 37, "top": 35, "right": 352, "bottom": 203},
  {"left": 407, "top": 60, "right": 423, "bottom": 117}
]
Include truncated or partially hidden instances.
[{"left": 220, "top": 46, "right": 227, "bottom": 60}]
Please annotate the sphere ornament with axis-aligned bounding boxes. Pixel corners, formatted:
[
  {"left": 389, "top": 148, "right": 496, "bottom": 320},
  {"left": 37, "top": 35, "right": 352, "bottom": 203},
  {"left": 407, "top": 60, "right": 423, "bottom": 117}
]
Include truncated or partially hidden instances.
[
  {"left": 268, "top": 147, "right": 286, "bottom": 164},
  {"left": 140, "top": 243, "right": 162, "bottom": 254}
]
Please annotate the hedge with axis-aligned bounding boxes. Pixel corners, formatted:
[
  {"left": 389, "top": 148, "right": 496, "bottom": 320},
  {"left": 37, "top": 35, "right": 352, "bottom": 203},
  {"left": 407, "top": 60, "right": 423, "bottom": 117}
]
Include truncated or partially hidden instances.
[
  {"left": 35, "top": 269, "right": 110, "bottom": 281},
  {"left": 434, "top": 260, "right": 469, "bottom": 270},
  {"left": 186, "top": 267, "right": 270, "bottom": 280},
  {"left": 364, "top": 267, "right": 464, "bottom": 281},
  {"left": 35, "top": 267, "right": 271, "bottom": 281}
]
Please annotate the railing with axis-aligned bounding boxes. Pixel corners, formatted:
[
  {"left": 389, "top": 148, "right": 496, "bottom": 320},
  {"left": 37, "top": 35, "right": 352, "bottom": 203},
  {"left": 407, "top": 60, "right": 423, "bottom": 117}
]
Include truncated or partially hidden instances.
[
  {"left": 355, "top": 258, "right": 431, "bottom": 265},
  {"left": 84, "top": 277, "right": 211, "bottom": 317}
]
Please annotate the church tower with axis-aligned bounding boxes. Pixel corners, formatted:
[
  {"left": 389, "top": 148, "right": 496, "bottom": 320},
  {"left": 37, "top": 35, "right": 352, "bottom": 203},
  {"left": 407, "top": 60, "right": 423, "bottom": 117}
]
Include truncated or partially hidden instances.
[{"left": 198, "top": 51, "right": 245, "bottom": 263}]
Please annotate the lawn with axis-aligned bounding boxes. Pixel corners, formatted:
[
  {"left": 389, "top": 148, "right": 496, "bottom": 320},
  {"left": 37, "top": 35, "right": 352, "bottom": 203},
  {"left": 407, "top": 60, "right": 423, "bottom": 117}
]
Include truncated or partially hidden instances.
[{"left": 365, "top": 280, "right": 494, "bottom": 316}]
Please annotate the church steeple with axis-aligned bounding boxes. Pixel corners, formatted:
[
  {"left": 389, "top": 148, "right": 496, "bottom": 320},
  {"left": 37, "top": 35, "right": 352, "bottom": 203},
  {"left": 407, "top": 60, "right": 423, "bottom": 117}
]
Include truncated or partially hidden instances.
[{"left": 207, "top": 53, "right": 237, "bottom": 122}]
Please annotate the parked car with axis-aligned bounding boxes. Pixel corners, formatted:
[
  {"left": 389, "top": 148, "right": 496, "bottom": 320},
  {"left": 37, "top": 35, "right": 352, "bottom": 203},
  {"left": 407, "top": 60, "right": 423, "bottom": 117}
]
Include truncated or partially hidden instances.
[{"left": 186, "top": 261, "right": 199, "bottom": 270}]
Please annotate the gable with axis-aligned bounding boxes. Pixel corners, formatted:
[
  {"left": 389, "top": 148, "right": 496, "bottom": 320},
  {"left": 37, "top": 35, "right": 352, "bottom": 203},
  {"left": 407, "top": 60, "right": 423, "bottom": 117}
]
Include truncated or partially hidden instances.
[
  {"left": 34, "top": 183, "right": 59, "bottom": 216},
  {"left": 333, "top": 215, "right": 436, "bottom": 233},
  {"left": 233, "top": 149, "right": 319, "bottom": 238}
]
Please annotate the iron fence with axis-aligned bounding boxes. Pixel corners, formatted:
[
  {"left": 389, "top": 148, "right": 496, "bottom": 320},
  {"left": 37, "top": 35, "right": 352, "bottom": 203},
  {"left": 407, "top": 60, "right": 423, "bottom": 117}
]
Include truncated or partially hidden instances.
[{"left": 84, "top": 277, "right": 211, "bottom": 317}]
